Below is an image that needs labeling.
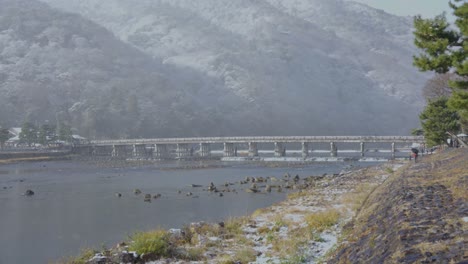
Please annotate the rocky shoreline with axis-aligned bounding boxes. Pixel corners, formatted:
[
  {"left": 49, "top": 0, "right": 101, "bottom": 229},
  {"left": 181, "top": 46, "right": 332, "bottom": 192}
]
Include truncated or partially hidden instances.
[
  {"left": 61, "top": 149, "right": 467, "bottom": 264},
  {"left": 63, "top": 159, "right": 404, "bottom": 263}
]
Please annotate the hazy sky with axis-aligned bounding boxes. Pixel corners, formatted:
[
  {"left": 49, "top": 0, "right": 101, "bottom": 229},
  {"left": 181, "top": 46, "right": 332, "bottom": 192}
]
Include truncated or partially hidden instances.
[{"left": 350, "top": 0, "right": 455, "bottom": 20}]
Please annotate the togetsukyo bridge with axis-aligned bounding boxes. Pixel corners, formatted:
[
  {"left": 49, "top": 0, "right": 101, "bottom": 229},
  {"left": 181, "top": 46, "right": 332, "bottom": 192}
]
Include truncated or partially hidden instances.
[{"left": 73, "top": 136, "right": 425, "bottom": 160}]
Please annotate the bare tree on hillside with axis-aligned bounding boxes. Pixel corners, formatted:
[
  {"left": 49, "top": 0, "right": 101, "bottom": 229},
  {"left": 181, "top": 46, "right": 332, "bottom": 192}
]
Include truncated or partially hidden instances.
[{"left": 423, "top": 73, "right": 453, "bottom": 101}]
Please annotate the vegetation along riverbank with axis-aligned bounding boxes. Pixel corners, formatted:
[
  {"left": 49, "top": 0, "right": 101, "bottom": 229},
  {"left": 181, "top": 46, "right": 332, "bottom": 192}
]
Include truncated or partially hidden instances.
[{"left": 61, "top": 149, "right": 466, "bottom": 264}]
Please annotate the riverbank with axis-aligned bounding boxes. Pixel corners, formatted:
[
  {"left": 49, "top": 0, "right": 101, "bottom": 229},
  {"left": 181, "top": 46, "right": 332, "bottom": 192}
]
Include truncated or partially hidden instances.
[
  {"left": 0, "top": 152, "right": 72, "bottom": 164},
  {"left": 330, "top": 148, "right": 467, "bottom": 263},
  {"left": 62, "top": 149, "right": 467, "bottom": 264},
  {"left": 61, "top": 155, "right": 412, "bottom": 263}
]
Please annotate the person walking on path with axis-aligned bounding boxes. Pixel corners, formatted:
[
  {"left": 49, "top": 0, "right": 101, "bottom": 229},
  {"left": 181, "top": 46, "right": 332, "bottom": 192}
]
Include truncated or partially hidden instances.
[{"left": 411, "top": 148, "right": 419, "bottom": 163}]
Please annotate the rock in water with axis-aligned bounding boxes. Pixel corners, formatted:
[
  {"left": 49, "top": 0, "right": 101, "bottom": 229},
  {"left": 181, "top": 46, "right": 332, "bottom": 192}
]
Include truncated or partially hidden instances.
[
  {"left": 24, "top": 190, "right": 34, "bottom": 196},
  {"left": 144, "top": 194, "right": 152, "bottom": 202},
  {"left": 134, "top": 189, "right": 142, "bottom": 195}
]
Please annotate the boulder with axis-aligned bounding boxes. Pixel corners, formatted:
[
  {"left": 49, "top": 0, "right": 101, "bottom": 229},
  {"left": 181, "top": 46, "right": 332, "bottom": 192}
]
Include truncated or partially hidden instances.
[
  {"left": 87, "top": 253, "right": 107, "bottom": 264},
  {"left": 117, "top": 251, "right": 137, "bottom": 264},
  {"left": 245, "top": 188, "right": 259, "bottom": 193},
  {"left": 24, "top": 190, "right": 34, "bottom": 196},
  {"left": 115, "top": 193, "right": 122, "bottom": 198},
  {"left": 265, "top": 185, "right": 272, "bottom": 193},
  {"left": 294, "top": 175, "right": 300, "bottom": 182},
  {"left": 134, "top": 189, "right": 142, "bottom": 195},
  {"left": 208, "top": 182, "right": 216, "bottom": 191},
  {"left": 153, "top": 193, "right": 162, "bottom": 199},
  {"left": 144, "top": 194, "right": 151, "bottom": 202}
]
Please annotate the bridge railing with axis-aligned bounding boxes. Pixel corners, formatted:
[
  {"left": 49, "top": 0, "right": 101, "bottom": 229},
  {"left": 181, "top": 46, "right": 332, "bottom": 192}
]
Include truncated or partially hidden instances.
[{"left": 82, "top": 136, "right": 425, "bottom": 146}]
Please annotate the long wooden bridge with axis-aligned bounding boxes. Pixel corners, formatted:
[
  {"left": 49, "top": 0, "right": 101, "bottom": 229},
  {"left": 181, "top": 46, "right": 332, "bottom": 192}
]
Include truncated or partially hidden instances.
[{"left": 73, "top": 136, "right": 425, "bottom": 159}]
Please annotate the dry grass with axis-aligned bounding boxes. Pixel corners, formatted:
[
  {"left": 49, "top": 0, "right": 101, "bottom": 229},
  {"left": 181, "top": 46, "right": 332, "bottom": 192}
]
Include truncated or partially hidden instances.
[
  {"left": 305, "top": 209, "right": 341, "bottom": 232},
  {"left": 177, "top": 247, "right": 205, "bottom": 261},
  {"left": 56, "top": 248, "right": 96, "bottom": 264},
  {"left": 192, "top": 222, "right": 221, "bottom": 237},
  {"left": 271, "top": 234, "right": 306, "bottom": 258},
  {"left": 270, "top": 225, "right": 315, "bottom": 259},
  {"left": 340, "top": 183, "right": 376, "bottom": 211},
  {"left": 287, "top": 190, "right": 310, "bottom": 200},
  {"left": 225, "top": 216, "right": 251, "bottom": 236},
  {"left": 415, "top": 241, "right": 449, "bottom": 254},
  {"left": 272, "top": 214, "right": 292, "bottom": 230},
  {"left": 284, "top": 207, "right": 307, "bottom": 215},
  {"left": 257, "top": 225, "right": 271, "bottom": 234},
  {"left": 252, "top": 207, "right": 273, "bottom": 217},
  {"left": 218, "top": 247, "right": 257, "bottom": 264}
]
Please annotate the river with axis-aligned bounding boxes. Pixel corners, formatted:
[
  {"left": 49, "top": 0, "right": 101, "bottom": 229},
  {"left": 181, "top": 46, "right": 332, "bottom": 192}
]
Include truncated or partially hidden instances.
[{"left": 0, "top": 160, "right": 379, "bottom": 263}]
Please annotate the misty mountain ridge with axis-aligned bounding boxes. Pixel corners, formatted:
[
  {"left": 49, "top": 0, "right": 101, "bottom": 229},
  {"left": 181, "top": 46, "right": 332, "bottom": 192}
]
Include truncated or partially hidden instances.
[{"left": 1, "top": 0, "right": 428, "bottom": 138}]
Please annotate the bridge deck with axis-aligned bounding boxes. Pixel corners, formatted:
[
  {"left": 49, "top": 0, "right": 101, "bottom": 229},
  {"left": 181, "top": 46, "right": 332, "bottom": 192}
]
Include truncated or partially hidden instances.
[{"left": 84, "top": 136, "right": 425, "bottom": 146}]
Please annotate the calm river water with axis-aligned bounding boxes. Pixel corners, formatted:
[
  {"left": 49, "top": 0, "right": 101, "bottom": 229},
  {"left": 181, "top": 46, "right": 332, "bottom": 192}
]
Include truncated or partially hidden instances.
[{"left": 0, "top": 160, "right": 379, "bottom": 263}]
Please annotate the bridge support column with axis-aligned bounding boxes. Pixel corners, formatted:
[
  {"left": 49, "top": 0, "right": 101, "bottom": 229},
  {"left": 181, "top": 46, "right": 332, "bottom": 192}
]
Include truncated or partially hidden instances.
[
  {"left": 275, "top": 142, "right": 285, "bottom": 157},
  {"left": 199, "top": 143, "right": 211, "bottom": 157},
  {"left": 248, "top": 142, "right": 258, "bottom": 157},
  {"left": 302, "top": 142, "right": 309, "bottom": 158},
  {"left": 132, "top": 144, "right": 147, "bottom": 158},
  {"left": 391, "top": 142, "right": 395, "bottom": 159},
  {"left": 224, "top": 143, "right": 236, "bottom": 157},
  {"left": 177, "top": 143, "right": 192, "bottom": 159},
  {"left": 112, "top": 145, "right": 128, "bottom": 158},
  {"left": 360, "top": 142, "right": 365, "bottom": 157},
  {"left": 153, "top": 144, "right": 169, "bottom": 159},
  {"left": 330, "top": 142, "right": 338, "bottom": 157}
]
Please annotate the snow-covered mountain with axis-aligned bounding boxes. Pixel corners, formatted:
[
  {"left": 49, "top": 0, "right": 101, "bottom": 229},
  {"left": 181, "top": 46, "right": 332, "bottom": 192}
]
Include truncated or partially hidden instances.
[{"left": 1, "top": 0, "right": 428, "bottom": 138}]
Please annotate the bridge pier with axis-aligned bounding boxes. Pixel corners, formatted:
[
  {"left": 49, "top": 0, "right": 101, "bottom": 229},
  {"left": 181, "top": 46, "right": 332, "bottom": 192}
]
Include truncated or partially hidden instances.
[
  {"left": 302, "top": 142, "right": 309, "bottom": 158},
  {"left": 224, "top": 143, "right": 236, "bottom": 157},
  {"left": 330, "top": 142, "right": 338, "bottom": 157},
  {"left": 176, "top": 143, "right": 192, "bottom": 159},
  {"left": 133, "top": 144, "right": 147, "bottom": 158},
  {"left": 153, "top": 144, "right": 169, "bottom": 159},
  {"left": 112, "top": 145, "right": 128, "bottom": 158},
  {"left": 360, "top": 142, "right": 365, "bottom": 157},
  {"left": 248, "top": 142, "right": 258, "bottom": 157},
  {"left": 199, "top": 143, "right": 211, "bottom": 157},
  {"left": 275, "top": 142, "right": 285, "bottom": 157},
  {"left": 391, "top": 142, "right": 395, "bottom": 159}
]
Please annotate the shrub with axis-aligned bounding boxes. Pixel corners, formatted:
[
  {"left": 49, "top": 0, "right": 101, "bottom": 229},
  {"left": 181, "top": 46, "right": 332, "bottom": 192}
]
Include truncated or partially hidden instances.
[{"left": 129, "top": 229, "right": 170, "bottom": 257}]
